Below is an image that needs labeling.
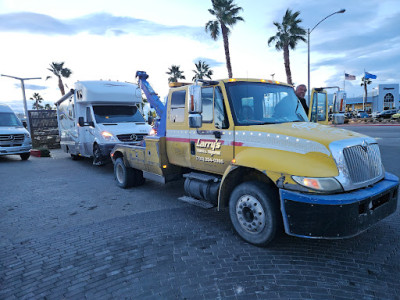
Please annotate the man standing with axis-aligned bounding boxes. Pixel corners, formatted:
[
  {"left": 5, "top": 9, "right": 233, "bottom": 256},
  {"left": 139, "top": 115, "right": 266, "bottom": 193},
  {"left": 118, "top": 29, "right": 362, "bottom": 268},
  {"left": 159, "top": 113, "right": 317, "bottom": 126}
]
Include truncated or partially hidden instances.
[{"left": 295, "top": 84, "right": 308, "bottom": 115}]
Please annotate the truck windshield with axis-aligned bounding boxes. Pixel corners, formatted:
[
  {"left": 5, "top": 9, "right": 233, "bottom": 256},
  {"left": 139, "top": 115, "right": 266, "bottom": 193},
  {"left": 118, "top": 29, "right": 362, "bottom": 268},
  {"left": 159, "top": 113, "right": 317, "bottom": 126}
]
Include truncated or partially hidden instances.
[
  {"left": 225, "top": 82, "right": 308, "bottom": 125},
  {"left": 0, "top": 112, "right": 23, "bottom": 127},
  {"left": 92, "top": 106, "right": 145, "bottom": 123}
]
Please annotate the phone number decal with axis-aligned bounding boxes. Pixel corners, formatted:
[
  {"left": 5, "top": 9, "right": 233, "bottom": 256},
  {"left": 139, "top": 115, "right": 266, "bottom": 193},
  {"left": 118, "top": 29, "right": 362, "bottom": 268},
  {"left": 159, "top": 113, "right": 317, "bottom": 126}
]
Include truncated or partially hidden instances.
[{"left": 196, "top": 156, "right": 224, "bottom": 164}]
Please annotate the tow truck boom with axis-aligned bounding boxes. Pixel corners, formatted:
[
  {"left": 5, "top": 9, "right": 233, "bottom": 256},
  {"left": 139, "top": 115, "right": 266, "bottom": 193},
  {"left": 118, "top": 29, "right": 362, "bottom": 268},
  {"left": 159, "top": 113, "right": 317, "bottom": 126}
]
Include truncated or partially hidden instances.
[{"left": 135, "top": 71, "right": 166, "bottom": 136}]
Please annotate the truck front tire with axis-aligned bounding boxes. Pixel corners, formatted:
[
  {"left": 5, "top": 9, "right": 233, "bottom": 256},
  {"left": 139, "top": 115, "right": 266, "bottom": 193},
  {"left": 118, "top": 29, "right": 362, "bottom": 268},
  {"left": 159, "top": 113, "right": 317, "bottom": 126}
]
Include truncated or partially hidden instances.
[
  {"left": 229, "top": 181, "right": 281, "bottom": 247},
  {"left": 114, "top": 158, "right": 145, "bottom": 188},
  {"left": 20, "top": 153, "right": 30, "bottom": 160}
]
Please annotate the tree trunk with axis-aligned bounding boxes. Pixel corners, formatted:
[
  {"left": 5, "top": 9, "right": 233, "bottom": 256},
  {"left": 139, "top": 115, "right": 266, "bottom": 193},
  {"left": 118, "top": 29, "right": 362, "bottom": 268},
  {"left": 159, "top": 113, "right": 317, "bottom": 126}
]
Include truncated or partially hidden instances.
[
  {"left": 364, "top": 79, "right": 368, "bottom": 110},
  {"left": 221, "top": 23, "right": 233, "bottom": 78},
  {"left": 283, "top": 45, "right": 292, "bottom": 85},
  {"left": 58, "top": 76, "right": 65, "bottom": 96}
]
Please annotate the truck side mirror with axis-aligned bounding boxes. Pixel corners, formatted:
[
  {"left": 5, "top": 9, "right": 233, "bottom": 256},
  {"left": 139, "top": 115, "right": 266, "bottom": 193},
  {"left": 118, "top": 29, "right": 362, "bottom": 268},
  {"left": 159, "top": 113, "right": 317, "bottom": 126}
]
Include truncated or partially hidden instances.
[
  {"left": 189, "top": 114, "right": 202, "bottom": 128},
  {"left": 78, "top": 117, "right": 85, "bottom": 127}
]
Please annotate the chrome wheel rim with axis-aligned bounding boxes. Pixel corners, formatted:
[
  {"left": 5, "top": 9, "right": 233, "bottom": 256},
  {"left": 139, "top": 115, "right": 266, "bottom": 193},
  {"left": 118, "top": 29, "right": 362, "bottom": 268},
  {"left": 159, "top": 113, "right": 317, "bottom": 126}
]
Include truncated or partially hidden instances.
[{"left": 236, "top": 195, "right": 266, "bottom": 234}]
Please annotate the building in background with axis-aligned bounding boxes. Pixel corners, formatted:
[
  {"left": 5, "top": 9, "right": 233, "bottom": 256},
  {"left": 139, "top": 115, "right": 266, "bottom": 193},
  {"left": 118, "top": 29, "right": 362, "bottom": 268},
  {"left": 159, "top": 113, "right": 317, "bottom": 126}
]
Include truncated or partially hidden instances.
[{"left": 328, "top": 84, "right": 399, "bottom": 113}]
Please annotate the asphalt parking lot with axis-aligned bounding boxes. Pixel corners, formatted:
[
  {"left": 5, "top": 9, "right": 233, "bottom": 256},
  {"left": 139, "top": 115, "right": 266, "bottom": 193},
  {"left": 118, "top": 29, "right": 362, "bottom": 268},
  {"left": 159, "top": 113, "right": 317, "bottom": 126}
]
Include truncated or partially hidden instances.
[{"left": 1, "top": 125, "right": 399, "bottom": 299}]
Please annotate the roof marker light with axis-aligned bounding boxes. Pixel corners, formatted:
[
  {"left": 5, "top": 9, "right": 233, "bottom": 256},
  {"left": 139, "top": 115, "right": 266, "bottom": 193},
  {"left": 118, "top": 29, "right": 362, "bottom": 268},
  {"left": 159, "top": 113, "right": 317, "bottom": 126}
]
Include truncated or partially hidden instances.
[
  {"left": 260, "top": 79, "right": 266, "bottom": 83},
  {"left": 229, "top": 79, "right": 236, "bottom": 82}
]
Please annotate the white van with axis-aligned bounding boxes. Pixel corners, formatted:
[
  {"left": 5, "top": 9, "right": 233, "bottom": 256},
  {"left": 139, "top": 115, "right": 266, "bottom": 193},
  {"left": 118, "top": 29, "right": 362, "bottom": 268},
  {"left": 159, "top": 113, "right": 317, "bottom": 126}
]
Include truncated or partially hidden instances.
[
  {"left": 0, "top": 104, "right": 32, "bottom": 160},
  {"left": 55, "top": 81, "right": 152, "bottom": 165}
]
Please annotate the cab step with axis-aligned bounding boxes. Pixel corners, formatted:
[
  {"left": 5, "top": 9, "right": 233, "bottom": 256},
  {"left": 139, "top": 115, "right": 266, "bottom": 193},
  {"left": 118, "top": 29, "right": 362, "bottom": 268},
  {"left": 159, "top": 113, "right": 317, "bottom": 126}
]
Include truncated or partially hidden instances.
[{"left": 178, "top": 196, "right": 215, "bottom": 209}]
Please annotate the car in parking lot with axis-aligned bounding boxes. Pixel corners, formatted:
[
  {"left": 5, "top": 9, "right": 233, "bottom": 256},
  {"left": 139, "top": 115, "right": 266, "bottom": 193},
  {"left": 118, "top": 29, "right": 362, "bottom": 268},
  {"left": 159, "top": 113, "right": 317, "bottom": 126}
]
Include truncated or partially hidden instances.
[
  {"left": 377, "top": 109, "right": 397, "bottom": 119},
  {"left": 392, "top": 110, "right": 400, "bottom": 119},
  {"left": 358, "top": 111, "right": 369, "bottom": 118}
]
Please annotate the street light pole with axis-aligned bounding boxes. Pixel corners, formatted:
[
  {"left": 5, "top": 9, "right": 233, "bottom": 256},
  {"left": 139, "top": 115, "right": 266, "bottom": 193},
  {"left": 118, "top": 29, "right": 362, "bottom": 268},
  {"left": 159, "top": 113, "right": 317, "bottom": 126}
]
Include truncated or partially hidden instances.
[
  {"left": 307, "top": 9, "right": 345, "bottom": 104},
  {"left": 1, "top": 74, "right": 42, "bottom": 136}
]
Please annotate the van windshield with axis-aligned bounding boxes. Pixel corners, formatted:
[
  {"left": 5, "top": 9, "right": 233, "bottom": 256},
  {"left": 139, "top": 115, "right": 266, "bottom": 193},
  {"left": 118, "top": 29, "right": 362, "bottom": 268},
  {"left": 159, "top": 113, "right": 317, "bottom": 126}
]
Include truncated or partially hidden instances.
[
  {"left": 92, "top": 106, "right": 145, "bottom": 123},
  {"left": 225, "top": 82, "right": 308, "bottom": 125},
  {"left": 0, "top": 112, "right": 23, "bottom": 127}
]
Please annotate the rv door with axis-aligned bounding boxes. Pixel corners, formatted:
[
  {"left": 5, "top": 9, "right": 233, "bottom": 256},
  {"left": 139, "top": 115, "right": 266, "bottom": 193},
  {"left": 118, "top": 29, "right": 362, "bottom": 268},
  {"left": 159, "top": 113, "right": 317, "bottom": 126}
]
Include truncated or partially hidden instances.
[{"left": 78, "top": 106, "right": 95, "bottom": 156}]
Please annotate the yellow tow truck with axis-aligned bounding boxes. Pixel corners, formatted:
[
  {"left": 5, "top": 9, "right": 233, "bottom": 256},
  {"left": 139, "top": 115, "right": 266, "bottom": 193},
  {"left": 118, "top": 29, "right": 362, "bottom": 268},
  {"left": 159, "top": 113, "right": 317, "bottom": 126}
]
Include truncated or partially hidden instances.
[{"left": 110, "top": 71, "right": 398, "bottom": 246}]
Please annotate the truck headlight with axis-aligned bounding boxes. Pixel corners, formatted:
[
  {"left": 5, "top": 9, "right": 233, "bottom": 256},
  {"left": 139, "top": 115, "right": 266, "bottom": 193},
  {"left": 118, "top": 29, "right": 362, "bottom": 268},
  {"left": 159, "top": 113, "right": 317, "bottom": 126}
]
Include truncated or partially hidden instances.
[
  {"left": 292, "top": 176, "right": 343, "bottom": 193},
  {"left": 149, "top": 128, "right": 156, "bottom": 136},
  {"left": 101, "top": 131, "right": 116, "bottom": 141},
  {"left": 24, "top": 133, "right": 31, "bottom": 139}
]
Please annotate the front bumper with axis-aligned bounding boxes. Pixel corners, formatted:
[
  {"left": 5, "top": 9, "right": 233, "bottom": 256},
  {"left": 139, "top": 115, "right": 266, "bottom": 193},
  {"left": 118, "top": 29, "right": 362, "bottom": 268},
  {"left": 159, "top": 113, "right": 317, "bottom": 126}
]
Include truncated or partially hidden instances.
[
  {"left": 279, "top": 172, "right": 399, "bottom": 239},
  {"left": 0, "top": 145, "right": 31, "bottom": 156}
]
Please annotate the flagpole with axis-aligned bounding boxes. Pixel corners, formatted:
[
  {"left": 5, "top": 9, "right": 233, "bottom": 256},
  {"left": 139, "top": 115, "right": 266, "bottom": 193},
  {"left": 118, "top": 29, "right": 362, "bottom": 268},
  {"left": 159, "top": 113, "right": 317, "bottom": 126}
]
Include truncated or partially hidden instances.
[{"left": 344, "top": 71, "right": 345, "bottom": 91}]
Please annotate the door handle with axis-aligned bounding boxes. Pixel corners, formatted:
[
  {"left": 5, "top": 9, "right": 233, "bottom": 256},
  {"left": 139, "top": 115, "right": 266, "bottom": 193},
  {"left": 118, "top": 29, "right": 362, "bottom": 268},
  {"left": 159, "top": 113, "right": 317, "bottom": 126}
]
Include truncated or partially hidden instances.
[
  {"left": 213, "top": 131, "right": 222, "bottom": 139},
  {"left": 190, "top": 141, "right": 196, "bottom": 155}
]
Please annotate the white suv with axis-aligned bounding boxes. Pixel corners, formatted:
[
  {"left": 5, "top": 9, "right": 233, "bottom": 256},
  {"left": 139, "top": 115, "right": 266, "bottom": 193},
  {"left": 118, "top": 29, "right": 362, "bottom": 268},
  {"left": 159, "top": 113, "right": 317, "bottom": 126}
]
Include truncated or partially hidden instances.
[{"left": 0, "top": 104, "right": 32, "bottom": 160}]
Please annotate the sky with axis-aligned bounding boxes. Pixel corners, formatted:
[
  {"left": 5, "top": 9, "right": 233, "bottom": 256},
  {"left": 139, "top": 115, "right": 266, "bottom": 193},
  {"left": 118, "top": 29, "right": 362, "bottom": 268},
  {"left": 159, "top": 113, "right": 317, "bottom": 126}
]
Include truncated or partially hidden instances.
[{"left": 1, "top": 0, "right": 399, "bottom": 113}]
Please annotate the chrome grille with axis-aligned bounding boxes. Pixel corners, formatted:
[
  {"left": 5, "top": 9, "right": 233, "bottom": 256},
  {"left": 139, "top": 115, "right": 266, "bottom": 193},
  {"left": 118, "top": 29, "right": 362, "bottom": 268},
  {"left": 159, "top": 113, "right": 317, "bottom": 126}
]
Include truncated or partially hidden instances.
[
  {"left": 343, "top": 143, "right": 383, "bottom": 184},
  {"left": 0, "top": 134, "right": 25, "bottom": 141},
  {"left": 117, "top": 133, "right": 146, "bottom": 142}
]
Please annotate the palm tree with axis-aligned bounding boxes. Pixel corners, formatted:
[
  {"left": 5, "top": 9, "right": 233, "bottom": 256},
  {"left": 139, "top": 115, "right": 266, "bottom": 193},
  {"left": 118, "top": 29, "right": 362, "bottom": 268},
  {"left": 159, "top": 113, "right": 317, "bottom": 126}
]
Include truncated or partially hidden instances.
[
  {"left": 205, "top": 0, "right": 244, "bottom": 78},
  {"left": 44, "top": 103, "right": 53, "bottom": 110},
  {"left": 166, "top": 65, "right": 186, "bottom": 83},
  {"left": 192, "top": 60, "right": 214, "bottom": 81},
  {"left": 268, "top": 9, "right": 306, "bottom": 85},
  {"left": 361, "top": 76, "right": 372, "bottom": 108},
  {"left": 29, "top": 93, "right": 44, "bottom": 110},
  {"left": 46, "top": 62, "right": 72, "bottom": 96}
]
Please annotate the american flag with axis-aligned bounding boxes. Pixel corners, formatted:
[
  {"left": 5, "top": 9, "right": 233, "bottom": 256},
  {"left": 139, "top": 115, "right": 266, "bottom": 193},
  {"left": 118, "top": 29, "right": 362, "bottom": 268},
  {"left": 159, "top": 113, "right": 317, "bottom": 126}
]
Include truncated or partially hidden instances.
[{"left": 345, "top": 73, "right": 356, "bottom": 80}]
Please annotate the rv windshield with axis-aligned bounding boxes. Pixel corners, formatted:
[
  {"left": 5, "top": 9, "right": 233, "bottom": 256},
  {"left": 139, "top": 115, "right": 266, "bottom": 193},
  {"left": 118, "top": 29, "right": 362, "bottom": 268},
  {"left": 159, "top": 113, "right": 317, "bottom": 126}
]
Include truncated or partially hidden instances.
[
  {"left": 92, "top": 106, "right": 145, "bottom": 124},
  {"left": 225, "top": 82, "right": 308, "bottom": 125},
  {"left": 0, "top": 112, "right": 23, "bottom": 127}
]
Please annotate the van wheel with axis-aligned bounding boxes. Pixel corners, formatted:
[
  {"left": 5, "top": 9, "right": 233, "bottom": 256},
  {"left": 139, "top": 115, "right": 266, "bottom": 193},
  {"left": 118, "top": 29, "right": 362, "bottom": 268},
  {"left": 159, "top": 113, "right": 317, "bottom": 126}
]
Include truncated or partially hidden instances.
[
  {"left": 93, "top": 144, "right": 104, "bottom": 166},
  {"left": 229, "top": 181, "right": 281, "bottom": 247},
  {"left": 20, "top": 153, "right": 30, "bottom": 160}
]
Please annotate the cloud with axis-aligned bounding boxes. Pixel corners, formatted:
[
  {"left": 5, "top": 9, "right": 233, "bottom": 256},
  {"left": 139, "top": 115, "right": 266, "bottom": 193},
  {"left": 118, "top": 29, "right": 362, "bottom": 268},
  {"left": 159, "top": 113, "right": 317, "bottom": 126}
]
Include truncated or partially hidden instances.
[
  {"left": 0, "top": 12, "right": 209, "bottom": 40},
  {"left": 296, "top": 1, "right": 400, "bottom": 97},
  {"left": 192, "top": 57, "right": 224, "bottom": 67},
  {"left": 13, "top": 83, "right": 48, "bottom": 91}
]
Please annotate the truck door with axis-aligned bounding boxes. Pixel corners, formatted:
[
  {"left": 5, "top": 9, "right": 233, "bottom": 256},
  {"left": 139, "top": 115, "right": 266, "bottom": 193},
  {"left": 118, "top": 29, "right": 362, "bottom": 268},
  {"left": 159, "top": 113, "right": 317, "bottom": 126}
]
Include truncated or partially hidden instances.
[
  {"left": 166, "top": 88, "right": 191, "bottom": 167},
  {"left": 308, "top": 89, "right": 329, "bottom": 125},
  {"left": 189, "top": 86, "right": 234, "bottom": 175}
]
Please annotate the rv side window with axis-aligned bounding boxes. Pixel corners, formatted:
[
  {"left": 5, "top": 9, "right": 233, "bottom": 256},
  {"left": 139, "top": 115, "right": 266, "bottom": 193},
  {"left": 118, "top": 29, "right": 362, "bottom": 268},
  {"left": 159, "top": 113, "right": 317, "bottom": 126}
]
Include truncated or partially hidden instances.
[
  {"left": 68, "top": 97, "right": 74, "bottom": 118},
  {"left": 86, "top": 107, "right": 93, "bottom": 123},
  {"left": 170, "top": 90, "right": 186, "bottom": 123}
]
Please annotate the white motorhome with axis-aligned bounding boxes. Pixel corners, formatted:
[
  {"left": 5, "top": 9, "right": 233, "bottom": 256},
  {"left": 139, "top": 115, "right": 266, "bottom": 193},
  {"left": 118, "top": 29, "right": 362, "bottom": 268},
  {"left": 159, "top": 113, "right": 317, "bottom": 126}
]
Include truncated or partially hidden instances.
[
  {"left": 55, "top": 81, "right": 151, "bottom": 165},
  {"left": 0, "top": 104, "right": 32, "bottom": 160}
]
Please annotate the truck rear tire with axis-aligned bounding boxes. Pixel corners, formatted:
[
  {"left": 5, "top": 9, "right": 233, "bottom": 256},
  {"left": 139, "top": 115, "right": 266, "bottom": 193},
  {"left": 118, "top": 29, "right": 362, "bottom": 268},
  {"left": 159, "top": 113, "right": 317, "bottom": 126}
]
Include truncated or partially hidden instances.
[
  {"left": 114, "top": 158, "right": 134, "bottom": 188},
  {"left": 20, "top": 153, "right": 30, "bottom": 160},
  {"left": 71, "top": 154, "right": 80, "bottom": 160},
  {"left": 229, "top": 181, "right": 281, "bottom": 247},
  {"left": 114, "top": 158, "right": 145, "bottom": 188}
]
